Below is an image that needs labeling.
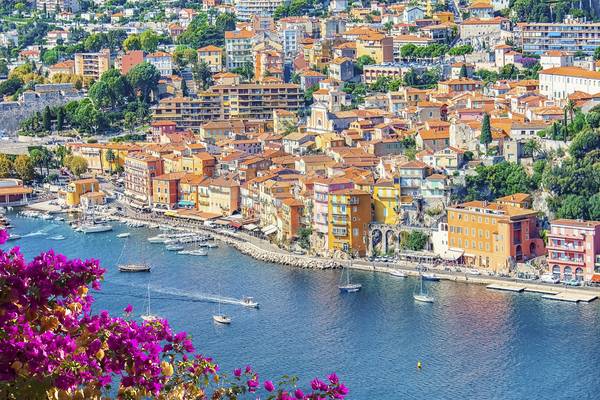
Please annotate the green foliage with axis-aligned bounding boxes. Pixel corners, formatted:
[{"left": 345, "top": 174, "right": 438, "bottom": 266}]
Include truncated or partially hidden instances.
[
  {"left": 304, "top": 84, "right": 319, "bottom": 106},
  {"left": 177, "top": 12, "right": 236, "bottom": 48},
  {"left": 354, "top": 55, "right": 375, "bottom": 72},
  {"left": 402, "top": 231, "right": 428, "bottom": 251},
  {"left": 448, "top": 44, "right": 474, "bottom": 57},
  {"left": 402, "top": 67, "right": 440, "bottom": 89},
  {"left": 509, "top": 0, "right": 596, "bottom": 22},
  {"left": 399, "top": 43, "right": 449, "bottom": 60},
  {"left": 480, "top": 113, "right": 492, "bottom": 146},
  {"left": 191, "top": 61, "right": 214, "bottom": 89},
  {"left": 273, "top": 0, "right": 322, "bottom": 19},
  {"left": 297, "top": 227, "right": 312, "bottom": 249},
  {"left": 230, "top": 62, "right": 254, "bottom": 82},
  {"left": 64, "top": 154, "right": 88, "bottom": 177},
  {"left": 173, "top": 45, "right": 197, "bottom": 68},
  {"left": 341, "top": 82, "right": 368, "bottom": 106},
  {"left": 127, "top": 62, "right": 160, "bottom": 103},
  {"left": 370, "top": 76, "right": 402, "bottom": 93},
  {"left": 13, "top": 154, "right": 35, "bottom": 182},
  {"left": 0, "top": 154, "right": 13, "bottom": 178},
  {"left": 41, "top": 49, "right": 60, "bottom": 65},
  {"left": 0, "top": 77, "right": 23, "bottom": 97},
  {"left": 594, "top": 47, "right": 600, "bottom": 61},
  {"left": 463, "top": 162, "right": 535, "bottom": 202}
]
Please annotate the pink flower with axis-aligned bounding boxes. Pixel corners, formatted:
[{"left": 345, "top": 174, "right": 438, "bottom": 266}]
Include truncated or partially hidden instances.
[
  {"left": 294, "top": 388, "right": 304, "bottom": 399},
  {"left": 124, "top": 304, "right": 133, "bottom": 314},
  {"left": 0, "top": 229, "right": 8, "bottom": 244},
  {"left": 328, "top": 373, "right": 339, "bottom": 384},
  {"left": 233, "top": 368, "right": 242, "bottom": 377},
  {"left": 264, "top": 380, "right": 275, "bottom": 392}
]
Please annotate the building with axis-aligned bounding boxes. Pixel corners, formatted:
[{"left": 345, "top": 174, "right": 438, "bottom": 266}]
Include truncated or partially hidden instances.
[
  {"left": 447, "top": 201, "right": 545, "bottom": 273},
  {"left": 119, "top": 50, "right": 144, "bottom": 75},
  {"left": 459, "top": 17, "right": 509, "bottom": 48},
  {"left": 356, "top": 33, "right": 394, "bottom": 64},
  {"left": 547, "top": 219, "right": 600, "bottom": 283},
  {"left": 0, "top": 179, "right": 32, "bottom": 206},
  {"left": 146, "top": 51, "right": 173, "bottom": 77},
  {"left": 328, "top": 189, "right": 371, "bottom": 256},
  {"left": 124, "top": 153, "right": 164, "bottom": 205},
  {"left": 64, "top": 178, "right": 101, "bottom": 207},
  {"left": 152, "top": 172, "right": 184, "bottom": 209},
  {"left": 372, "top": 180, "right": 401, "bottom": 224},
  {"left": 329, "top": 57, "right": 354, "bottom": 82},
  {"left": 363, "top": 64, "right": 403, "bottom": 85},
  {"left": 74, "top": 49, "right": 111, "bottom": 80},
  {"left": 225, "top": 29, "right": 256, "bottom": 69},
  {"left": 539, "top": 67, "right": 600, "bottom": 101},
  {"left": 198, "top": 176, "right": 240, "bottom": 216},
  {"left": 539, "top": 51, "right": 573, "bottom": 70},
  {"left": 197, "top": 45, "right": 223, "bottom": 72},
  {"left": 519, "top": 19, "right": 600, "bottom": 55},
  {"left": 234, "top": 0, "right": 283, "bottom": 21},
  {"left": 313, "top": 177, "right": 355, "bottom": 250},
  {"left": 36, "top": 0, "right": 79, "bottom": 13},
  {"left": 152, "top": 94, "right": 224, "bottom": 131}
]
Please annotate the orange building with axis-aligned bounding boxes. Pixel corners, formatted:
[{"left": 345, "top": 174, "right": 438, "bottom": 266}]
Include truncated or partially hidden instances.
[
  {"left": 124, "top": 153, "right": 164, "bottom": 205},
  {"left": 278, "top": 198, "right": 305, "bottom": 243},
  {"left": 152, "top": 172, "right": 185, "bottom": 209},
  {"left": 447, "top": 201, "right": 545, "bottom": 273},
  {"left": 327, "top": 189, "right": 372, "bottom": 257}
]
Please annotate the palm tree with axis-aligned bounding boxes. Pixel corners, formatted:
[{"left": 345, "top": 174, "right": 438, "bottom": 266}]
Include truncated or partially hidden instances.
[
  {"left": 524, "top": 138, "right": 542, "bottom": 160},
  {"left": 565, "top": 99, "right": 576, "bottom": 126}
]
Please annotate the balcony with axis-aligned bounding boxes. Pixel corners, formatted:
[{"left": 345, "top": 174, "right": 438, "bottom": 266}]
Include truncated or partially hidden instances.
[
  {"left": 548, "top": 255, "right": 585, "bottom": 266},
  {"left": 547, "top": 241, "right": 584, "bottom": 252},
  {"left": 332, "top": 227, "right": 347, "bottom": 237}
]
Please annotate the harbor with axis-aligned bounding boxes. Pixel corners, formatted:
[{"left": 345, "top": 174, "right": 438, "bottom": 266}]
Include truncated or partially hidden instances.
[{"left": 3, "top": 212, "right": 600, "bottom": 399}]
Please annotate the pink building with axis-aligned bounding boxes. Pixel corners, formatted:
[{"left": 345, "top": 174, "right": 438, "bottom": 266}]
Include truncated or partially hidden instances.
[
  {"left": 547, "top": 219, "right": 600, "bottom": 283},
  {"left": 312, "top": 177, "right": 354, "bottom": 249}
]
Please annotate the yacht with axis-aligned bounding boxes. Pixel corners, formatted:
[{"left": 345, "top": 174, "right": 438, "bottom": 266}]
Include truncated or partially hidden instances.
[
  {"left": 166, "top": 244, "right": 184, "bottom": 251},
  {"left": 119, "top": 264, "right": 151, "bottom": 272},
  {"left": 389, "top": 270, "right": 407, "bottom": 278},
  {"left": 141, "top": 286, "right": 158, "bottom": 321},
  {"left": 212, "top": 314, "right": 231, "bottom": 324},
  {"left": 80, "top": 224, "right": 113, "bottom": 234},
  {"left": 338, "top": 262, "right": 362, "bottom": 293},
  {"left": 116, "top": 232, "right": 131, "bottom": 238},
  {"left": 422, "top": 273, "right": 440, "bottom": 282},
  {"left": 148, "top": 235, "right": 169, "bottom": 243},
  {"left": 206, "top": 243, "right": 218, "bottom": 248},
  {"left": 7, "top": 233, "right": 21, "bottom": 241},
  {"left": 49, "top": 235, "right": 66, "bottom": 241},
  {"left": 414, "top": 274, "right": 434, "bottom": 303}
]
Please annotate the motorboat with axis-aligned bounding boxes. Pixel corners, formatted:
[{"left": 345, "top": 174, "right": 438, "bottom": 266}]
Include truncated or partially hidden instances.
[
  {"left": 389, "top": 270, "right": 407, "bottom": 278},
  {"left": 118, "top": 264, "right": 151, "bottom": 272},
  {"left": 80, "top": 224, "right": 113, "bottom": 234},
  {"left": 422, "top": 273, "right": 440, "bottom": 282},
  {"left": 241, "top": 297, "right": 259, "bottom": 308},
  {"left": 141, "top": 286, "right": 159, "bottom": 321},
  {"left": 148, "top": 235, "right": 169, "bottom": 243},
  {"left": 188, "top": 249, "right": 208, "bottom": 256},
  {"left": 213, "top": 314, "right": 231, "bottom": 324},
  {"left": 7, "top": 233, "right": 21, "bottom": 241},
  {"left": 49, "top": 235, "right": 66, "bottom": 241},
  {"left": 466, "top": 268, "right": 481, "bottom": 276},
  {"left": 206, "top": 243, "right": 218, "bottom": 248},
  {"left": 40, "top": 214, "right": 53, "bottom": 220},
  {"left": 166, "top": 244, "right": 184, "bottom": 251},
  {"left": 54, "top": 216, "right": 65, "bottom": 222},
  {"left": 116, "top": 232, "right": 131, "bottom": 238}
]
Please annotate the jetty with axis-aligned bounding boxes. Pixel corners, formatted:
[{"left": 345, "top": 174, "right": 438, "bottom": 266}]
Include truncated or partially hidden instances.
[
  {"left": 486, "top": 282, "right": 598, "bottom": 303},
  {"left": 486, "top": 283, "right": 526, "bottom": 292}
]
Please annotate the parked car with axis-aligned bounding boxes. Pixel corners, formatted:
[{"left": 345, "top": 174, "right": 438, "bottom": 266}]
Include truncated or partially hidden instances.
[{"left": 540, "top": 274, "right": 560, "bottom": 284}]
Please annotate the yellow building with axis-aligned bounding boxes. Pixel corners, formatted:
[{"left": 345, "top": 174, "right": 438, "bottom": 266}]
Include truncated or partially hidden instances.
[
  {"left": 70, "top": 143, "right": 139, "bottom": 174},
  {"left": 373, "top": 180, "right": 401, "bottom": 225},
  {"left": 356, "top": 33, "right": 393, "bottom": 64},
  {"left": 434, "top": 11, "right": 455, "bottom": 23},
  {"left": 328, "top": 189, "right": 372, "bottom": 256},
  {"left": 197, "top": 45, "right": 223, "bottom": 72},
  {"left": 65, "top": 178, "right": 101, "bottom": 207}
]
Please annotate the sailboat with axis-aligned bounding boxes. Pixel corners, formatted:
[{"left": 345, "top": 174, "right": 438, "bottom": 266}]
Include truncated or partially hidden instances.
[
  {"left": 414, "top": 274, "right": 434, "bottom": 303},
  {"left": 213, "top": 283, "right": 231, "bottom": 324},
  {"left": 141, "top": 285, "right": 158, "bottom": 322},
  {"left": 117, "top": 237, "right": 151, "bottom": 272},
  {"left": 338, "top": 261, "right": 362, "bottom": 293}
]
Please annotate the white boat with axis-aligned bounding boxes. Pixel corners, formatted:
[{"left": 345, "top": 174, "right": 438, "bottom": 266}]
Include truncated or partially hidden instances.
[
  {"left": 212, "top": 314, "right": 231, "bottom": 324},
  {"left": 241, "top": 296, "right": 259, "bottom": 308},
  {"left": 389, "top": 270, "right": 407, "bottom": 278},
  {"left": 206, "top": 243, "right": 218, "bottom": 248},
  {"left": 49, "top": 235, "right": 66, "bottom": 241},
  {"left": 119, "top": 264, "right": 151, "bottom": 272},
  {"left": 80, "top": 224, "right": 113, "bottom": 234},
  {"left": 338, "top": 262, "right": 362, "bottom": 293},
  {"left": 166, "top": 244, "right": 184, "bottom": 251},
  {"left": 141, "top": 286, "right": 158, "bottom": 321},
  {"left": 541, "top": 273, "right": 560, "bottom": 284},
  {"left": 466, "top": 268, "right": 481, "bottom": 276},
  {"left": 40, "top": 214, "right": 53, "bottom": 220},
  {"left": 116, "top": 232, "right": 131, "bottom": 238},
  {"left": 7, "top": 233, "right": 21, "bottom": 241},
  {"left": 422, "top": 273, "right": 440, "bottom": 282},
  {"left": 54, "top": 216, "right": 65, "bottom": 222},
  {"left": 414, "top": 274, "right": 434, "bottom": 303},
  {"left": 188, "top": 249, "right": 208, "bottom": 256}
]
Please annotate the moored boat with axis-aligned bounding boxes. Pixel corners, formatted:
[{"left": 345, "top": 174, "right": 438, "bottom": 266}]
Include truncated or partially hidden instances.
[
  {"left": 389, "top": 270, "right": 407, "bottom": 278},
  {"left": 80, "top": 224, "right": 113, "bottom": 234},
  {"left": 118, "top": 264, "right": 151, "bottom": 272}
]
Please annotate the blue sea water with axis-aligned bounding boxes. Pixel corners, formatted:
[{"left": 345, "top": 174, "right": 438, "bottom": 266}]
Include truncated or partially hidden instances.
[{"left": 3, "top": 214, "right": 600, "bottom": 399}]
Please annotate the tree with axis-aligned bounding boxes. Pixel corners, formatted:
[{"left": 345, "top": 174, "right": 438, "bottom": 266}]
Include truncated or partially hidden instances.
[
  {"left": 231, "top": 62, "right": 254, "bottom": 82},
  {"left": 0, "top": 154, "right": 13, "bottom": 178},
  {"left": 13, "top": 154, "right": 35, "bottom": 182},
  {"left": 105, "top": 149, "right": 116, "bottom": 174},
  {"left": 0, "top": 77, "right": 23, "bottom": 97},
  {"left": 459, "top": 64, "right": 468, "bottom": 78},
  {"left": 56, "top": 107, "right": 65, "bottom": 131},
  {"left": 140, "top": 30, "right": 160, "bottom": 53},
  {"left": 595, "top": 46, "right": 600, "bottom": 61},
  {"left": 181, "top": 78, "right": 189, "bottom": 96},
  {"left": 480, "top": 113, "right": 492, "bottom": 150},
  {"left": 355, "top": 55, "right": 375, "bottom": 72},
  {"left": 555, "top": 194, "right": 587, "bottom": 220},
  {"left": 569, "top": 128, "right": 600, "bottom": 159},
  {"left": 127, "top": 62, "right": 160, "bottom": 103},
  {"left": 123, "top": 34, "right": 141, "bottom": 51},
  {"left": 123, "top": 111, "right": 137, "bottom": 133},
  {"left": 402, "top": 231, "right": 428, "bottom": 251},
  {"left": 42, "top": 105, "right": 52, "bottom": 131},
  {"left": 191, "top": 61, "right": 213, "bottom": 90},
  {"left": 41, "top": 49, "right": 60, "bottom": 65},
  {"left": 66, "top": 155, "right": 88, "bottom": 177},
  {"left": 173, "top": 46, "right": 197, "bottom": 68}
]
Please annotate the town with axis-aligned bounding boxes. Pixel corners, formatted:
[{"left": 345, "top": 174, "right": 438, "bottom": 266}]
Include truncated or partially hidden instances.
[{"left": 1, "top": 0, "right": 600, "bottom": 288}]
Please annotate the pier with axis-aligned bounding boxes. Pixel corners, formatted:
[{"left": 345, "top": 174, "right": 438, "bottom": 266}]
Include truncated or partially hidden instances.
[{"left": 486, "top": 283, "right": 526, "bottom": 292}]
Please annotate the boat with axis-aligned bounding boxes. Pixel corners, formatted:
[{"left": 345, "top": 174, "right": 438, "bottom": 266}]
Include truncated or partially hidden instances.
[
  {"left": 422, "top": 273, "right": 440, "bottom": 282},
  {"left": 54, "top": 216, "right": 65, "bottom": 222},
  {"left": 141, "top": 286, "right": 158, "bottom": 322},
  {"left": 80, "top": 224, "right": 113, "bottom": 234},
  {"left": 213, "top": 314, "right": 231, "bottom": 324},
  {"left": 389, "top": 270, "right": 406, "bottom": 278},
  {"left": 414, "top": 274, "right": 434, "bottom": 303},
  {"left": 148, "top": 235, "right": 169, "bottom": 243},
  {"left": 49, "top": 235, "right": 66, "bottom": 241},
  {"left": 166, "top": 244, "right": 184, "bottom": 251},
  {"left": 119, "top": 264, "right": 151, "bottom": 272},
  {"left": 7, "top": 233, "right": 21, "bottom": 241},
  {"left": 40, "top": 214, "right": 53, "bottom": 220},
  {"left": 117, "top": 238, "right": 151, "bottom": 272},
  {"left": 116, "top": 232, "right": 131, "bottom": 238},
  {"left": 338, "top": 262, "right": 362, "bottom": 293},
  {"left": 206, "top": 243, "right": 218, "bottom": 248},
  {"left": 188, "top": 249, "right": 208, "bottom": 256},
  {"left": 466, "top": 268, "right": 481, "bottom": 276},
  {"left": 241, "top": 296, "right": 259, "bottom": 308}
]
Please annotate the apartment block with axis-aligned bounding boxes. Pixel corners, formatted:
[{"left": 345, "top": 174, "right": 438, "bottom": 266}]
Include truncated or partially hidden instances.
[
  {"left": 328, "top": 189, "right": 372, "bottom": 257},
  {"left": 447, "top": 201, "right": 545, "bottom": 273},
  {"left": 519, "top": 19, "right": 600, "bottom": 55},
  {"left": 234, "top": 0, "right": 284, "bottom": 21},
  {"left": 74, "top": 49, "right": 111, "bottom": 80},
  {"left": 225, "top": 29, "right": 255, "bottom": 69},
  {"left": 152, "top": 94, "right": 224, "bottom": 131},
  {"left": 197, "top": 45, "right": 223, "bottom": 72},
  {"left": 124, "top": 153, "right": 164, "bottom": 204},
  {"left": 547, "top": 219, "right": 600, "bottom": 283}
]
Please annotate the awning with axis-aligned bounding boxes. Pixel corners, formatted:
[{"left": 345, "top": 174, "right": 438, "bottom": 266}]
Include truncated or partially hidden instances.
[
  {"left": 591, "top": 274, "right": 600, "bottom": 283},
  {"left": 243, "top": 223, "right": 259, "bottom": 231},
  {"left": 178, "top": 200, "right": 195, "bottom": 207},
  {"left": 229, "top": 221, "right": 243, "bottom": 229},
  {"left": 261, "top": 225, "right": 278, "bottom": 235},
  {"left": 441, "top": 248, "right": 464, "bottom": 261}
]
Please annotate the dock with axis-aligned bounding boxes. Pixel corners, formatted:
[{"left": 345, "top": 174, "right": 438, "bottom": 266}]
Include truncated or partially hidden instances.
[
  {"left": 542, "top": 291, "right": 598, "bottom": 303},
  {"left": 486, "top": 283, "right": 526, "bottom": 292}
]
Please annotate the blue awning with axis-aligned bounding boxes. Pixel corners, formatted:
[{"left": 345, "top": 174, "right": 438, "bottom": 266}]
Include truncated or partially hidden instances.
[{"left": 178, "top": 200, "right": 195, "bottom": 206}]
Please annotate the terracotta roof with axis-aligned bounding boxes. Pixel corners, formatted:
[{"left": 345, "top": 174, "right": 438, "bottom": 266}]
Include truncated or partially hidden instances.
[{"left": 540, "top": 66, "right": 600, "bottom": 80}]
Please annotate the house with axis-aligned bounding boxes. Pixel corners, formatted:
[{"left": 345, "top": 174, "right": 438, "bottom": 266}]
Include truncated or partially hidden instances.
[
  {"left": 539, "top": 66, "right": 600, "bottom": 101},
  {"left": 197, "top": 45, "right": 223, "bottom": 72},
  {"left": 329, "top": 57, "right": 354, "bottom": 82},
  {"left": 146, "top": 51, "right": 173, "bottom": 77}
]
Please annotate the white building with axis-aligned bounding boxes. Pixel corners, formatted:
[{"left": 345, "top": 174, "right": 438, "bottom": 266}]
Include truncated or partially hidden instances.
[
  {"left": 539, "top": 66, "right": 600, "bottom": 101},
  {"left": 36, "top": 0, "right": 80, "bottom": 13},
  {"left": 145, "top": 51, "right": 173, "bottom": 77},
  {"left": 234, "top": 0, "right": 284, "bottom": 21},
  {"left": 225, "top": 30, "right": 256, "bottom": 69},
  {"left": 329, "top": 0, "right": 347, "bottom": 13},
  {"left": 539, "top": 51, "right": 574, "bottom": 70}
]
